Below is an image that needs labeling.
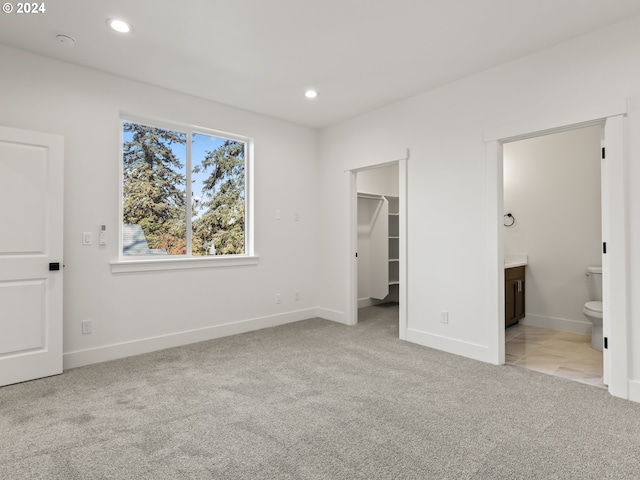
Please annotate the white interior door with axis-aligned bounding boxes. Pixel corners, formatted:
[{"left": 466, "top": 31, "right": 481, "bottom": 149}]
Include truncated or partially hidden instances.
[
  {"left": 602, "top": 114, "right": 627, "bottom": 397},
  {"left": 357, "top": 194, "right": 389, "bottom": 301},
  {"left": 0, "top": 126, "right": 64, "bottom": 387},
  {"left": 600, "top": 133, "right": 610, "bottom": 386}
]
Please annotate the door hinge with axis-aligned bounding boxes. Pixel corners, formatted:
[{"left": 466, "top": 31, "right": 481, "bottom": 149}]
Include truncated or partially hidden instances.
[
  {"left": 604, "top": 337, "right": 608, "bottom": 349},
  {"left": 355, "top": 252, "right": 358, "bottom": 258},
  {"left": 602, "top": 147, "right": 605, "bottom": 159},
  {"left": 603, "top": 242, "right": 607, "bottom": 254}
]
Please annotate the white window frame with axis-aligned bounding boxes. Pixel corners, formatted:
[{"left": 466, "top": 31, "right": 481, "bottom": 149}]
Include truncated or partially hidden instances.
[{"left": 111, "top": 114, "right": 257, "bottom": 273}]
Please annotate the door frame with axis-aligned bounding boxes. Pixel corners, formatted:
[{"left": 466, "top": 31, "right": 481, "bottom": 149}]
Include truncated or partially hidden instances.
[
  {"left": 347, "top": 157, "right": 408, "bottom": 340},
  {"left": 485, "top": 109, "right": 628, "bottom": 399}
]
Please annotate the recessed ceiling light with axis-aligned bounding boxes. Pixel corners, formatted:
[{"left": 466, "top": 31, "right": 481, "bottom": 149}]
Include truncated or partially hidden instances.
[
  {"left": 305, "top": 89, "right": 318, "bottom": 99},
  {"left": 107, "top": 18, "right": 133, "bottom": 33}
]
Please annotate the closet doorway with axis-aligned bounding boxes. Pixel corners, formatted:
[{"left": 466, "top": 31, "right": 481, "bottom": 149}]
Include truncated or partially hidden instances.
[{"left": 348, "top": 159, "right": 408, "bottom": 340}]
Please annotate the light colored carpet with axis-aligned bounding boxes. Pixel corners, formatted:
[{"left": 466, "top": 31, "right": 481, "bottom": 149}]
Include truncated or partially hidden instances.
[{"left": 2, "top": 303, "right": 640, "bottom": 479}]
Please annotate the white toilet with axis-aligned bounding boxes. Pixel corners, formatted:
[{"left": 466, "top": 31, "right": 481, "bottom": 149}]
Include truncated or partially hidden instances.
[{"left": 583, "top": 266, "right": 603, "bottom": 351}]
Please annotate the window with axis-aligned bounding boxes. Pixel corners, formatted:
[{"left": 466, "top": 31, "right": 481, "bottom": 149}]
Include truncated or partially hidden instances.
[{"left": 120, "top": 117, "right": 251, "bottom": 262}]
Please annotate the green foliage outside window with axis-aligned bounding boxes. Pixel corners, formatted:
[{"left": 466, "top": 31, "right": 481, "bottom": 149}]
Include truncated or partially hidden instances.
[
  {"left": 122, "top": 121, "right": 246, "bottom": 256},
  {"left": 192, "top": 139, "right": 245, "bottom": 255}
]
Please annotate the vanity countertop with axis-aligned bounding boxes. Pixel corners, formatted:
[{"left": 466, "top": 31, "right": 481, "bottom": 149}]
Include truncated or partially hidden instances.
[{"left": 505, "top": 255, "right": 528, "bottom": 269}]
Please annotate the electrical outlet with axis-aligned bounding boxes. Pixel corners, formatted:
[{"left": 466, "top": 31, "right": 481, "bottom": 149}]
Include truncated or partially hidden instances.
[
  {"left": 441, "top": 311, "right": 449, "bottom": 324},
  {"left": 82, "top": 319, "right": 92, "bottom": 335},
  {"left": 275, "top": 293, "right": 281, "bottom": 304}
]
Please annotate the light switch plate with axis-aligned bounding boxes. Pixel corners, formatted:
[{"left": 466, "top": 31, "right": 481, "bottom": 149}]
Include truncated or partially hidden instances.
[{"left": 99, "top": 224, "right": 107, "bottom": 245}]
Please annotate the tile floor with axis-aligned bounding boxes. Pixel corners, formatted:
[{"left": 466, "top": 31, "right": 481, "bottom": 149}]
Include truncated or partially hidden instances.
[{"left": 505, "top": 323, "right": 605, "bottom": 388}]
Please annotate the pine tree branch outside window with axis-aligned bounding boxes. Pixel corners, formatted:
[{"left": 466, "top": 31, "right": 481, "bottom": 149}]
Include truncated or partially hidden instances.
[{"left": 121, "top": 118, "right": 250, "bottom": 258}]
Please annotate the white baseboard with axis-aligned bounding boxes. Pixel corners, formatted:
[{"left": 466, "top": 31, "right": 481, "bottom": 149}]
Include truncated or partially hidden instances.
[
  {"left": 358, "top": 297, "right": 386, "bottom": 308},
  {"left": 64, "top": 308, "right": 318, "bottom": 370},
  {"left": 316, "top": 307, "right": 348, "bottom": 325},
  {"left": 406, "top": 328, "right": 490, "bottom": 363},
  {"left": 520, "top": 314, "right": 591, "bottom": 335},
  {"left": 628, "top": 380, "right": 640, "bottom": 403}
]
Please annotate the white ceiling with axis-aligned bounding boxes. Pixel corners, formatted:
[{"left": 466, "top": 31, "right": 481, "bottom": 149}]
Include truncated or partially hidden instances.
[{"left": 1, "top": 0, "right": 640, "bottom": 128}]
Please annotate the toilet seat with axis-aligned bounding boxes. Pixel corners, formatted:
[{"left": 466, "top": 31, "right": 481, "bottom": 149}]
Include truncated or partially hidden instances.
[
  {"left": 584, "top": 301, "right": 602, "bottom": 313},
  {"left": 583, "top": 301, "right": 603, "bottom": 320}
]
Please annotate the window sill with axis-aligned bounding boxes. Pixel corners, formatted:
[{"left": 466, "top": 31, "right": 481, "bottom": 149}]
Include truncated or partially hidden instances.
[{"left": 110, "top": 255, "right": 259, "bottom": 274}]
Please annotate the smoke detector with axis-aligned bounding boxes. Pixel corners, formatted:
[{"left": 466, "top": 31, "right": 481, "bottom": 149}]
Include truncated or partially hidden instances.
[{"left": 56, "top": 34, "right": 76, "bottom": 47}]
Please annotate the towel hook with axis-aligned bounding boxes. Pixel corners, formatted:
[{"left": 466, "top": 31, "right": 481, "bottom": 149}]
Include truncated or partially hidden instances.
[{"left": 503, "top": 213, "right": 515, "bottom": 227}]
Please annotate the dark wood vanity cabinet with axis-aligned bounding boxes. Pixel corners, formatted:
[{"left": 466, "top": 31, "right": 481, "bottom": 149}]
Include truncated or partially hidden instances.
[{"left": 505, "top": 266, "right": 525, "bottom": 328}]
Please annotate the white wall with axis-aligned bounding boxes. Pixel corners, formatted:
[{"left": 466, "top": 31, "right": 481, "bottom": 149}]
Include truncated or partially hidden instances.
[
  {"left": 317, "top": 16, "right": 640, "bottom": 393},
  {"left": 357, "top": 164, "right": 399, "bottom": 197},
  {"left": 0, "top": 45, "right": 319, "bottom": 368},
  {"left": 503, "top": 126, "right": 602, "bottom": 333}
]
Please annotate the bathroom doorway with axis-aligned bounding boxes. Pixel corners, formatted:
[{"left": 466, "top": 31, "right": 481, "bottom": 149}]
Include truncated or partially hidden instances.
[
  {"left": 486, "top": 112, "right": 629, "bottom": 399},
  {"left": 501, "top": 125, "right": 603, "bottom": 386},
  {"left": 347, "top": 158, "right": 408, "bottom": 340}
]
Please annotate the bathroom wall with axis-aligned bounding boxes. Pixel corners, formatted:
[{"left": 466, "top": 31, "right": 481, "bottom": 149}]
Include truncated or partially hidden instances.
[{"left": 503, "top": 126, "right": 602, "bottom": 333}]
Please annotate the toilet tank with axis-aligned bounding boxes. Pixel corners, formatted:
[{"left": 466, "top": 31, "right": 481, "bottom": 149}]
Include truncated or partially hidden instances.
[{"left": 586, "top": 266, "right": 602, "bottom": 301}]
